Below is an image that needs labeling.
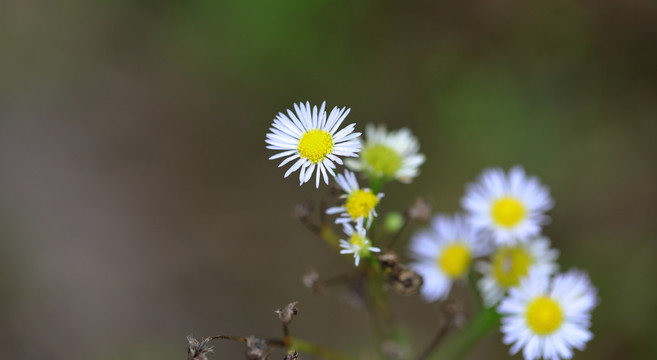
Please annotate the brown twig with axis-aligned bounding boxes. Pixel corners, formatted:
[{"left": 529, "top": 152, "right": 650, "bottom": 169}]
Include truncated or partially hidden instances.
[
  {"left": 414, "top": 302, "right": 466, "bottom": 360},
  {"left": 208, "top": 335, "right": 248, "bottom": 342}
]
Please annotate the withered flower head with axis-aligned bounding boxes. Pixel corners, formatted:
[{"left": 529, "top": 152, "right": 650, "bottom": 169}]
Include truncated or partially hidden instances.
[
  {"left": 407, "top": 197, "right": 432, "bottom": 222},
  {"left": 388, "top": 264, "right": 423, "bottom": 295},
  {"left": 293, "top": 201, "right": 314, "bottom": 220},
  {"left": 245, "top": 336, "right": 269, "bottom": 360},
  {"left": 376, "top": 252, "right": 400, "bottom": 272},
  {"left": 187, "top": 335, "right": 214, "bottom": 360},
  {"left": 275, "top": 301, "right": 299, "bottom": 325},
  {"left": 302, "top": 271, "right": 322, "bottom": 292}
]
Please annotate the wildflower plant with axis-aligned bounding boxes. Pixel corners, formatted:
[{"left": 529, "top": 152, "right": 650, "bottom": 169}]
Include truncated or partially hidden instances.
[{"left": 187, "top": 101, "right": 598, "bottom": 360}]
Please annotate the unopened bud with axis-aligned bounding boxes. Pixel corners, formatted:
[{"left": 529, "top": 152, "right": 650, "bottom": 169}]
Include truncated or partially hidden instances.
[{"left": 384, "top": 212, "right": 405, "bottom": 233}]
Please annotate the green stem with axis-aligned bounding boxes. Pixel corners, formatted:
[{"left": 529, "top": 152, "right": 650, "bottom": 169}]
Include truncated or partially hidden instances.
[
  {"left": 319, "top": 225, "right": 340, "bottom": 249},
  {"left": 290, "top": 337, "right": 358, "bottom": 360},
  {"left": 427, "top": 306, "right": 501, "bottom": 360}
]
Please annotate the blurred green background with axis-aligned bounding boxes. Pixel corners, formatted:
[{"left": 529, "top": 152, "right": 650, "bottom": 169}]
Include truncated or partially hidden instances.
[{"left": 1, "top": 0, "right": 656, "bottom": 359}]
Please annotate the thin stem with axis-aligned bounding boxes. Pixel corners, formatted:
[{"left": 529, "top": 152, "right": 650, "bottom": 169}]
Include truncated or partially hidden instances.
[
  {"left": 318, "top": 224, "right": 340, "bottom": 248},
  {"left": 262, "top": 347, "right": 275, "bottom": 360},
  {"left": 208, "top": 335, "right": 247, "bottom": 342},
  {"left": 290, "top": 337, "right": 359, "bottom": 360},
  {"left": 414, "top": 316, "right": 453, "bottom": 360},
  {"left": 321, "top": 269, "right": 363, "bottom": 289},
  {"left": 299, "top": 219, "right": 321, "bottom": 235},
  {"left": 282, "top": 324, "right": 291, "bottom": 346},
  {"left": 385, "top": 213, "right": 411, "bottom": 250},
  {"left": 427, "top": 306, "right": 501, "bottom": 360}
]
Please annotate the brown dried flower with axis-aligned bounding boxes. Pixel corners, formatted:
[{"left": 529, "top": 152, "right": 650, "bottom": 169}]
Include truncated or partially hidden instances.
[
  {"left": 187, "top": 335, "right": 214, "bottom": 360},
  {"left": 389, "top": 265, "right": 423, "bottom": 295},
  {"left": 302, "top": 271, "right": 321, "bottom": 292},
  {"left": 376, "top": 252, "right": 423, "bottom": 295},
  {"left": 275, "top": 301, "right": 299, "bottom": 325},
  {"left": 245, "top": 336, "right": 269, "bottom": 360},
  {"left": 407, "top": 197, "right": 432, "bottom": 221},
  {"left": 293, "top": 201, "right": 314, "bottom": 220}
]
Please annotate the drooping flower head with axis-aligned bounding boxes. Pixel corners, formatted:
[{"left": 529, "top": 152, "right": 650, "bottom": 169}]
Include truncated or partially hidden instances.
[
  {"left": 408, "top": 214, "right": 490, "bottom": 302},
  {"left": 477, "top": 236, "right": 559, "bottom": 307},
  {"left": 461, "top": 166, "right": 553, "bottom": 245},
  {"left": 498, "top": 269, "right": 598, "bottom": 360},
  {"left": 326, "top": 170, "right": 384, "bottom": 226},
  {"left": 266, "top": 101, "right": 361, "bottom": 188},
  {"left": 346, "top": 124, "right": 425, "bottom": 184},
  {"left": 339, "top": 217, "right": 381, "bottom": 266}
]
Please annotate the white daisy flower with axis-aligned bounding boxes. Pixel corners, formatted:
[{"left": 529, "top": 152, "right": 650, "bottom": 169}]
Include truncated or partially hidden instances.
[
  {"left": 476, "top": 236, "right": 559, "bottom": 307},
  {"left": 326, "top": 170, "right": 384, "bottom": 225},
  {"left": 498, "top": 269, "right": 598, "bottom": 360},
  {"left": 346, "top": 124, "right": 425, "bottom": 183},
  {"left": 266, "top": 101, "right": 362, "bottom": 188},
  {"left": 339, "top": 217, "right": 381, "bottom": 266},
  {"left": 408, "top": 214, "right": 490, "bottom": 302},
  {"left": 461, "top": 166, "right": 554, "bottom": 245}
]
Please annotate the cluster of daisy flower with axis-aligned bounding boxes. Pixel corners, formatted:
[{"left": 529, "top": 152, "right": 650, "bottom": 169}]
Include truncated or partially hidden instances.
[
  {"left": 266, "top": 101, "right": 425, "bottom": 268},
  {"left": 408, "top": 167, "right": 598, "bottom": 360},
  {"left": 266, "top": 101, "right": 597, "bottom": 360}
]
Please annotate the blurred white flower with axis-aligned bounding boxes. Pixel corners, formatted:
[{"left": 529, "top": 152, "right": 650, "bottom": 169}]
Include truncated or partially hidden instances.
[
  {"left": 462, "top": 166, "right": 553, "bottom": 245},
  {"left": 346, "top": 124, "right": 425, "bottom": 183},
  {"left": 408, "top": 214, "right": 489, "bottom": 302},
  {"left": 477, "top": 236, "right": 559, "bottom": 307},
  {"left": 498, "top": 269, "right": 598, "bottom": 360}
]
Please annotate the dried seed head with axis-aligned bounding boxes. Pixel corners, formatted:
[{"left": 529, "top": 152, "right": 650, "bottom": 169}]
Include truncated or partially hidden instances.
[
  {"left": 407, "top": 197, "right": 432, "bottom": 221},
  {"left": 245, "top": 336, "right": 269, "bottom": 360},
  {"left": 302, "top": 271, "right": 322, "bottom": 292},
  {"left": 376, "top": 252, "right": 400, "bottom": 272},
  {"left": 442, "top": 301, "right": 469, "bottom": 329},
  {"left": 285, "top": 350, "right": 301, "bottom": 360},
  {"left": 187, "top": 335, "right": 214, "bottom": 360},
  {"left": 293, "top": 201, "right": 314, "bottom": 219},
  {"left": 389, "top": 265, "right": 423, "bottom": 295},
  {"left": 275, "top": 301, "right": 299, "bottom": 325}
]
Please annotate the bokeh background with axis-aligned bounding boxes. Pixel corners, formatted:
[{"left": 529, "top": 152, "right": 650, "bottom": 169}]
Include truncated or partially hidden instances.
[{"left": 1, "top": 1, "right": 656, "bottom": 359}]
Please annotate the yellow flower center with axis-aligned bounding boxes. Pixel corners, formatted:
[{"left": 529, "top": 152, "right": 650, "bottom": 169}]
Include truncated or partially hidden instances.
[
  {"left": 345, "top": 190, "right": 379, "bottom": 220},
  {"left": 525, "top": 296, "right": 564, "bottom": 335},
  {"left": 361, "top": 144, "right": 402, "bottom": 177},
  {"left": 438, "top": 243, "right": 472, "bottom": 278},
  {"left": 492, "top": 197, "right": 526, "bottom": 228},
  {"left": 492, "top": 246, "right": 533, "bottom": 287},
  {"left": 297, "top": 129, "right": 333, "bottom": 164},
  {"left": 349, "top": 234, "right": 367, "bottom": 248},
  {"left": 349, "top": 234, "right": 373, "bottom": 258}
]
